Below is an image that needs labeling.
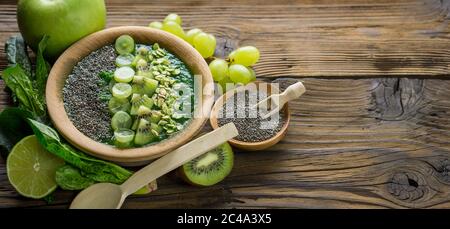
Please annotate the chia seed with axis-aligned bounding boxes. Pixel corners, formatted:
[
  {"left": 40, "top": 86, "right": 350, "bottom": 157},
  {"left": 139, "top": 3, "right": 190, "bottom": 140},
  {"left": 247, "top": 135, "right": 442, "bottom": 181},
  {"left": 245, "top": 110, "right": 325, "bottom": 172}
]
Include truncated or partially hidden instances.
[
  {"left": 62, "top": 45, "right": 116, "bottom": 142},
  {"left": 217, "top": 90, "right": 286, "bottom": 142}
]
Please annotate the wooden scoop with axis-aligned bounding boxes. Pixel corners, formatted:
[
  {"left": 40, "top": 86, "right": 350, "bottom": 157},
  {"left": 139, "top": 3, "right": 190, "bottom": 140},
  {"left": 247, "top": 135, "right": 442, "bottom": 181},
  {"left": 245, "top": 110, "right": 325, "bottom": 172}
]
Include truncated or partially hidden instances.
[
  {"left": 69, "top": 123, "right": 239, "bottom": 209},
  {"left": 255, "top": 81, "right": 306, "bottom": 119}
]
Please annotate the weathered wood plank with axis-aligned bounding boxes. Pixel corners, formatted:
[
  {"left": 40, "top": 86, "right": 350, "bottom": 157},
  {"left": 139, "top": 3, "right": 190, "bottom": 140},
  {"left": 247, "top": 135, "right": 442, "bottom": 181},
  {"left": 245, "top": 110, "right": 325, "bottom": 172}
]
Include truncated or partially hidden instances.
[
  {"left": 0, "top": 0, "right": 450, "bottom": 76},
  {"left": 2, "top": 77, "right": 450, "bottom": 208},
  {"left": 1, "top": 0, "right": 450, "bottom": 209}
]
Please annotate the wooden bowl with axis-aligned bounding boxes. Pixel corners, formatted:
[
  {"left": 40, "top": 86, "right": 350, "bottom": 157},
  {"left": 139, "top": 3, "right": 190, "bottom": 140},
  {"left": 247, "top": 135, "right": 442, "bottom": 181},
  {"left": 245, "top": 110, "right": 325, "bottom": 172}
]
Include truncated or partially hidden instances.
[
  {"left": 210, "top": 81, "right": 291, "bottom": 151},
  {"left": 46, "top": 26, "right": 214, "bottom": 165}
]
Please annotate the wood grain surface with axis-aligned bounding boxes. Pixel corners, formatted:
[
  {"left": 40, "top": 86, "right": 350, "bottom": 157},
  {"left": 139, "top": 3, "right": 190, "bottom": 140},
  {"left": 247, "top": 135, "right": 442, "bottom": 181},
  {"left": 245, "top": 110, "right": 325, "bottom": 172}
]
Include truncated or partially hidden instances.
[{"left": 1, "top": 0, "right": 450, "bottom": 209}]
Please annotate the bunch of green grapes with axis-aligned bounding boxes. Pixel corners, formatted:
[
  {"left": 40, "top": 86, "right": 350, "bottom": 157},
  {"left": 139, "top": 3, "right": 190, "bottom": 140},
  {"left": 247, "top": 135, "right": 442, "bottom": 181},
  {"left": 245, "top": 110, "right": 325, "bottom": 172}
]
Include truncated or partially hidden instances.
[
  {"left": 149, "top": 13, "right": 260, "bottom": 90},
  {"left": 149, "top": 13, "right": 216, "bottom": 59},
  {"left": 209, "top": 46, "right": 259, "bottom": 90}
]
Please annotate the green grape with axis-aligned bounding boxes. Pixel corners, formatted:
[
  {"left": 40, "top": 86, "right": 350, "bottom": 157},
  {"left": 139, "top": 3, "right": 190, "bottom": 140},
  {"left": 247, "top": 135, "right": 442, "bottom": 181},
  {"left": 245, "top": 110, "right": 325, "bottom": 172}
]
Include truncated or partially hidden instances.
[
  {"left": 114, "top": 66, "right": 135, "bottom": 83},
  {"left": 193, "top": 32, "right": 216, "bottom": 58},
  {"left": 162, "top": 21, "right": 186, "bottom": 40},
  {"left": 115, "top": 54, "right": 134, "bottom": 67},
  {"left": 228, "top": 64, "right": 253, "bottom": 85},
  {"left": 186, "top": 28, "right": 202, "bottom": 45},
  {"left": 247, "top": 67, "right": 257, "bottom": 82},
  {"left": 114, "top": 129, "right": 135, "bottom": 148},
  {"left": 217, "top": 76, "right": 235, "bottom": 92},
  {"left": 208, "top": 59, "right": 228, "bottom": 82},
  {"left": 115, "top": 35, "right": 135, "bottom": 55},
  {"left": 149, "top": 21, "right": 163, "bottom": 29},
  {"left": 228, "top": 46, "right": 260, "bottom": 66},
  {"left": 228, "top": 50, "right": 236, "bottom": 58},
  {"left": 112, "top": 83, "right": 133, "bottom": 99},
  {"left": 208, "top": 34, "right": 216, "bottom": 46},
  {"left": 108, "top": 97, "right": 131, "bottom": 114},
  {"left": 111, "top": 111, "right": 132, "bottom": 131},
  {"left": 164, "top": 13, "right": 182, "bottom": 25}
]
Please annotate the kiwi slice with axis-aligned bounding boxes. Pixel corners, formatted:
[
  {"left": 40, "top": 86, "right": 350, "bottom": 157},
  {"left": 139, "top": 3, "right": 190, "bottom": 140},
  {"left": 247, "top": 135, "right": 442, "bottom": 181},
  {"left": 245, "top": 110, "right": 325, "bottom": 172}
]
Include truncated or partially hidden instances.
[
  {"left": 137, "top": 69, "right": 153, "bottom": 79},
  {"left": 108, "top": 97, "right": 131, "bottom": 114},
  {"left": 130, "top": 94, "right": 154, "bottom": 115},
  {"left": 177, "top": 142, "right": 234, "bottom": 186},
  {"left": 144, "top": 78, "right": 158, "bottom": 95},
  {"left": 150, "top": 110, "right": 162, "bottom": 123},
  {"left": 151, "top": 123, "right": 163, "bottom": 136},
  {"left": 131, "top": 54, "right": 145, "bottom": 67},
  {"left": 131, "top": 105, "right": 153, "bottom": 130},
  {"left": 132, "top": 77, "right": 158, "bottom": 96},
  {"left": 134, "top": 119, "right": 156, "bottom": 146}
]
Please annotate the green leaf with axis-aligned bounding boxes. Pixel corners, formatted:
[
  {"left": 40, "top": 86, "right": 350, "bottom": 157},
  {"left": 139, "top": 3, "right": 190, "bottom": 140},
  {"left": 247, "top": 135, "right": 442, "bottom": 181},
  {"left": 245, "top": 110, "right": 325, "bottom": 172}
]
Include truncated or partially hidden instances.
[
  {"left": 97, "top": 71, "right": 113, "bottom": 102},
  {"left": 55, "top": 165, "right": 95, "bottom": 190},
  {"left": 1, "top": 65, "right": 46, "bottom": 117},
  {"left": 0, "top": 108, "right": 33, "bottom": 158},
  {"left": 99, "top": 71, "right": 114, "bottom": 82},
  {"left": 36, "top": 35, "right": 50, "bottom": 104},
  {"left": 98, "top": 90, "right": 112, "bottom": 102},
  {"left": 28, "top": 118, "right": 60, "bottom": 143},
  {"left": 5, "top": 35, "right": 32, "bottom": 77},
  {"left": 43, "top": 193, "right": 55, "bottom": 204},
  {"left": 28, "top": 119, "right": 132, "bottom": 184}
]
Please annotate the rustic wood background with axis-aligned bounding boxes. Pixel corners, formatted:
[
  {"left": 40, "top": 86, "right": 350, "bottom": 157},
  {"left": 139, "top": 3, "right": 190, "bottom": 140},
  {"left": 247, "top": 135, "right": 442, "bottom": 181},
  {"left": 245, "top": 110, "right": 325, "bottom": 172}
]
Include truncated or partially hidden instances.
[{"left": 1, "top": 0, "right": 450, "bottom": 208}]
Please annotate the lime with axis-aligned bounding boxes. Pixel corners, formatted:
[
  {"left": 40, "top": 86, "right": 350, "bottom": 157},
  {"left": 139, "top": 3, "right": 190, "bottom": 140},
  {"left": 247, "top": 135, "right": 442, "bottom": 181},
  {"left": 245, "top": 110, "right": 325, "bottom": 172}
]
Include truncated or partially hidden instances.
[{"left": 7, "top": 135, "right": 64, "bottom": 199}]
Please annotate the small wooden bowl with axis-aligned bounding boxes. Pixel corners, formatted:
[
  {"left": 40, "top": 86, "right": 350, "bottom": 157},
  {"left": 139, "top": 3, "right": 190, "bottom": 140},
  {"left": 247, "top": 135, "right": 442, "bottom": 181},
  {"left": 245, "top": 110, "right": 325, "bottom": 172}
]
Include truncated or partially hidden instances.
[
  {"left": 46, "top": 26, "right": 214, "bottom": 165},
  {"left": 210, "top": 82, "right": 291, "bottom": 151}
]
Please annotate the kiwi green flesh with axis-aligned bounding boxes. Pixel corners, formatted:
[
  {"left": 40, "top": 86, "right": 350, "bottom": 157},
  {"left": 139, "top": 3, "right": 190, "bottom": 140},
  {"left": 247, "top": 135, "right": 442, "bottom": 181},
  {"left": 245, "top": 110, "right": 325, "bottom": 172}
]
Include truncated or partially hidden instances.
[
  {"left": 130, "top": 94, "right": 154, "bottom": 115},
  {"left": 134, "top": 119, "right": 156, "bottom": 145},
  {"left": 179, "top": 142, "right": 234, "bottom": 186},
  {"left": 108, "top": 97, "right": 131, "bottom": 114}
]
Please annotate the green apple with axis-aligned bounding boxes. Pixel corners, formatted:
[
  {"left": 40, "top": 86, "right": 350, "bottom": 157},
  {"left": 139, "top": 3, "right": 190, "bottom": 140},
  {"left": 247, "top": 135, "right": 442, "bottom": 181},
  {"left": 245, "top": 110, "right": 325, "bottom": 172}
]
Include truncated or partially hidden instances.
[{"left": 17, "top": 0, "right": 106, "bottom": 61}]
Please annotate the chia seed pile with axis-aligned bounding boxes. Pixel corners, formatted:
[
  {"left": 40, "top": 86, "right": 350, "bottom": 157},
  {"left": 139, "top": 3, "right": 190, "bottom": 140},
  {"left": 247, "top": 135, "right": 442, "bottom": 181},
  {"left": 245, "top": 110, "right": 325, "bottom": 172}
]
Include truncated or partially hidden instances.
[
  {"left": 217, "top": 90, "right": 286, "bottom": 142},
  {"left": 63, "top": 45, "right": 116, "bottom": 142}
]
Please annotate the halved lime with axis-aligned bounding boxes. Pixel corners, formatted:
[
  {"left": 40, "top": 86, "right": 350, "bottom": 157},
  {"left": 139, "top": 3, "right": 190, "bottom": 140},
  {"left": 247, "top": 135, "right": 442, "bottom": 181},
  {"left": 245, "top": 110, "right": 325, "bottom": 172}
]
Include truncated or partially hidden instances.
[{"left": 7, "top": 135, "right": 64, "bottom": 199}]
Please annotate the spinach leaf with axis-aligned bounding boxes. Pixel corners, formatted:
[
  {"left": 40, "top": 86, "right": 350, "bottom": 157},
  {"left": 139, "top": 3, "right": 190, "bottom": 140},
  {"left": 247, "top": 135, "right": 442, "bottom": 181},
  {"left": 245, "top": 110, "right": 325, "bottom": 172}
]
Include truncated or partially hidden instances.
[
  {"left": 99, "top": 71, "right": 114, "bottom": 82},
  {"left": 1, "top": 65, "right": 46, "bottom": 117},
  {"left": 43, "top": 193, "right": 55, "bottom": 204},
  {"left": 98, "top": 90, "right": 112, "bottom": 102},
  {"left": 5, "top": 35, "right": 32, "bottom": 77},
  {"left": 98, "top": 71, "right": 113, "bottom": 102},
  {"left": 28, "top": 119, "right": 132, "bottom": 184},
  {"left": 55, "top": 165, "right": 95, "bottom": 190},
  {"left": 0, "top": 108, "right": 33, "bottom": 158},
  {"left": 36, "top": 35, "right": 50, "bottom": 104}
]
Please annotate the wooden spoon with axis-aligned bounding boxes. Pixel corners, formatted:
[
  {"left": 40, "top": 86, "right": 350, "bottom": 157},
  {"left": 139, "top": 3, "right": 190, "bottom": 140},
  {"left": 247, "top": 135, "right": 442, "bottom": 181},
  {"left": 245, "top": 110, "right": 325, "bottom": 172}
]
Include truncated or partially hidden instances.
[
  {"left": 256, "top": 81, "right": 306, "bottom": 119},
  {"left": 69, "top": 123, "right": 239, "bottom": 209}
]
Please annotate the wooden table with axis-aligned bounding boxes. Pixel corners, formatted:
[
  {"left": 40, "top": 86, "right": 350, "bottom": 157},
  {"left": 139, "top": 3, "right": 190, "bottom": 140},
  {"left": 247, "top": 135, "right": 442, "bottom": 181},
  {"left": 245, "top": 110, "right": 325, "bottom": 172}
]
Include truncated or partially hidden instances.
[{"left": 1, "top": 0, "right": 450, "bottom": 209}]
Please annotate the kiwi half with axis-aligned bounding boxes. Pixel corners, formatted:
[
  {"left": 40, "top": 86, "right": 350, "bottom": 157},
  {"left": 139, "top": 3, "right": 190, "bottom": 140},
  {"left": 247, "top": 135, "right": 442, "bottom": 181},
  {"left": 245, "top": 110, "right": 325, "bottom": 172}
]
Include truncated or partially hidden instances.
[
  {"left": 130, "top": 94, "right": 154, "bottom": 115},
  {"left": 134, "top": 119, "right": 155, "bottom": 145},
  {"left": 131, "top": 105, "right": 152, "bottom": 130},
  {"left": 177, "top": 142, "right": 234, "bottom": 186}
]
